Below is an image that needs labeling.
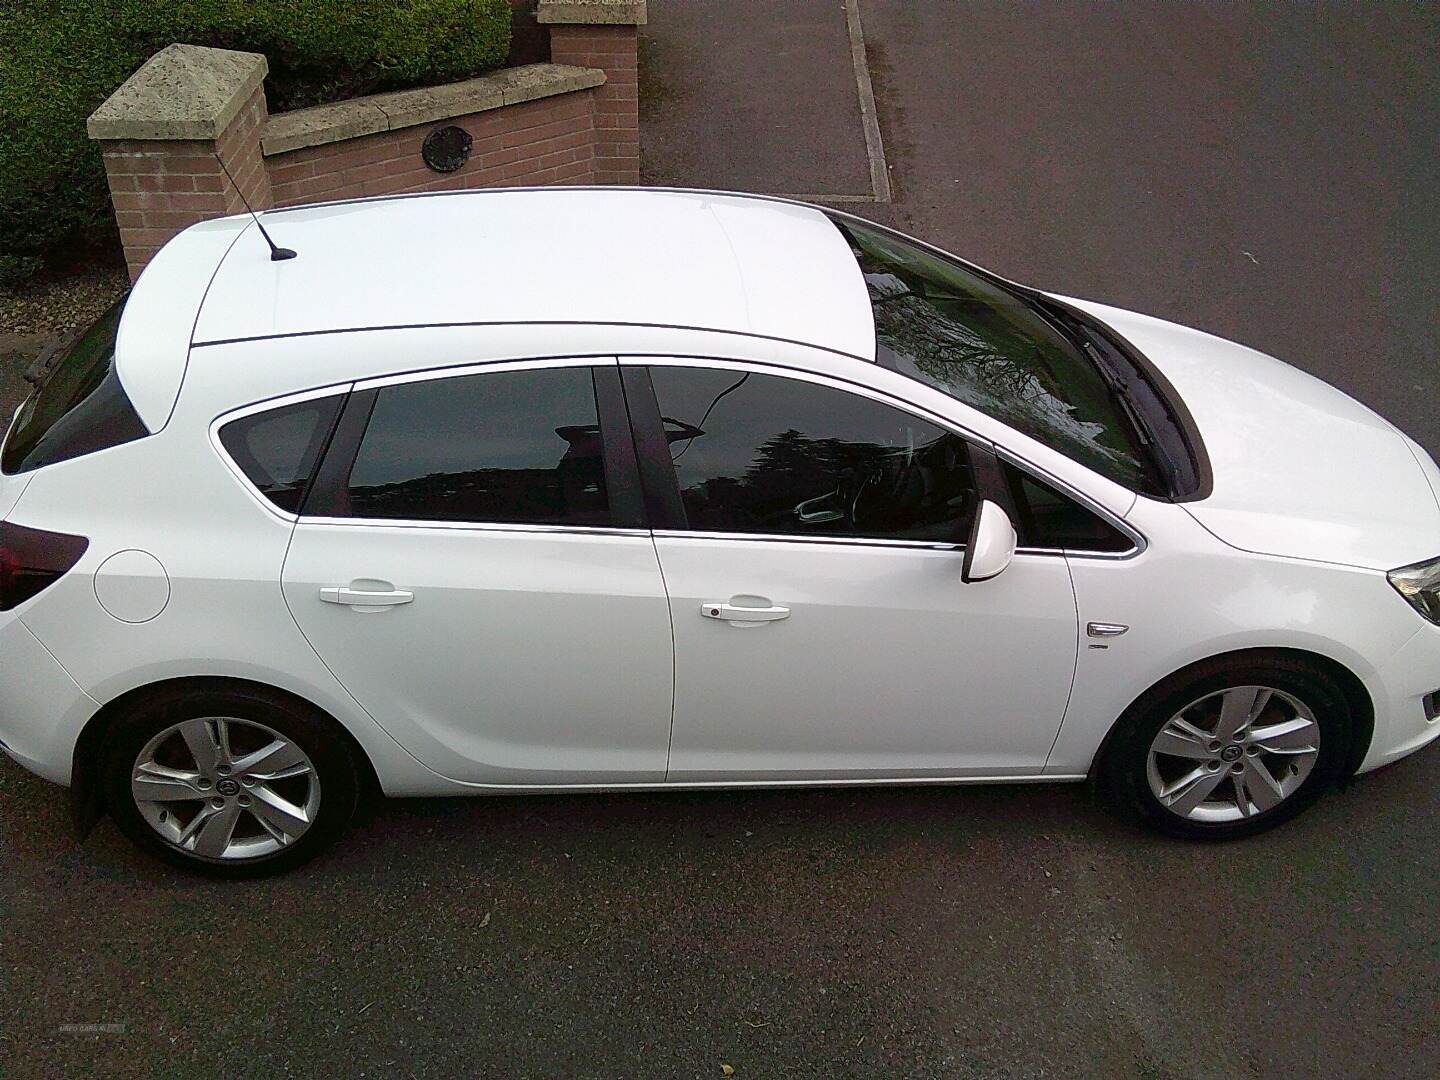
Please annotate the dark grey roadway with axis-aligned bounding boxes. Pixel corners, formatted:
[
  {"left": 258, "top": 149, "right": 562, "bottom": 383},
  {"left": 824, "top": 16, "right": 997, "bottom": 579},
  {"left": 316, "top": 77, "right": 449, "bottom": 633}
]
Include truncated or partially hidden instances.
[{"left": 6, "top": 3, "right": 1440, "bottom": 1076}]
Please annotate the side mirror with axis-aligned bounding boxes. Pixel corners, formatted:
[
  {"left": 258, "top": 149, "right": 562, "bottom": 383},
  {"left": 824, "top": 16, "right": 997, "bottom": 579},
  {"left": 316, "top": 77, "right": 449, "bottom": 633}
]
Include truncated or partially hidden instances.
[{"left": 961, "top": 499, "right": 1017, "bottom": 583}]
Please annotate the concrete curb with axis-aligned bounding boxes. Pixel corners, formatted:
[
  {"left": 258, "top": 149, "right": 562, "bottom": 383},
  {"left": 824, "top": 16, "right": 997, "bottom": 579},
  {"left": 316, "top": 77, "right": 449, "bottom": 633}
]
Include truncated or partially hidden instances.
[{"left": 844, "top": 0, "right": 892, "bottom": 203}]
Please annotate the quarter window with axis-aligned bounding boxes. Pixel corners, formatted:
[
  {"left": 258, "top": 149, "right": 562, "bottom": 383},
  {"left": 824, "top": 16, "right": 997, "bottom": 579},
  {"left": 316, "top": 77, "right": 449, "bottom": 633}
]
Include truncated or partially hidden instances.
[
  {"left": 1005, "top": 464, "right": 1134, "bottom": 553},
  {"left": 650, "top": 367, "right": 979, "bottom": 541},
  {"left": 344, "top": 367, "right": 611, "bottom": 526},
  {"left": 220, "top": 396, "right": 342, "bottom": 513}
]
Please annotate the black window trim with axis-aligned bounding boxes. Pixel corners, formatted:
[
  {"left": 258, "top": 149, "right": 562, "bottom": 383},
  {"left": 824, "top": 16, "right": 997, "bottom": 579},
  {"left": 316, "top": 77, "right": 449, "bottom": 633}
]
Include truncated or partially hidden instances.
[
  {"left": 621, "top": 356, "right": 1146, "bottom": 558},
  {"left": 299, "top": 357, "right": 647, "bottom": 533},
  {"left": 619, "top": 364, "right": 688, "bottom": 531}
]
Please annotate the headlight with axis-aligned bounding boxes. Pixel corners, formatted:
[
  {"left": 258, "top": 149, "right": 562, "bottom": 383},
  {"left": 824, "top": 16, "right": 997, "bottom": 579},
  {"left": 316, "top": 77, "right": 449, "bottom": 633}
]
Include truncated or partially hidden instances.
[{"left": 1388, "top": 556, "right": 1440, "bottom": 624}]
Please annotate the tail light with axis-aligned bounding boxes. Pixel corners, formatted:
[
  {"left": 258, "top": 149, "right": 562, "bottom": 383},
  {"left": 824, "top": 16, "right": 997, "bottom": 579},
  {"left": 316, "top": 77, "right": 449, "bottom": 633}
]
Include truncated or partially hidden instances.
[{"left": 0, "top": 522, "right": 89, "bottom": 611}]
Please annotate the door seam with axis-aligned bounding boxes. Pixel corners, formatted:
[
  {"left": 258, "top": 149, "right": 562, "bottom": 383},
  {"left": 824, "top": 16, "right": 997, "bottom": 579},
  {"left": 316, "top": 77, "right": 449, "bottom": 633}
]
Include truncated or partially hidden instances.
[
  {"left": 1040, "top": 552, "right": 1083, "bottom": 770},
  {"left": 615, "top": 357, "right": 680, "bottom": 779}
]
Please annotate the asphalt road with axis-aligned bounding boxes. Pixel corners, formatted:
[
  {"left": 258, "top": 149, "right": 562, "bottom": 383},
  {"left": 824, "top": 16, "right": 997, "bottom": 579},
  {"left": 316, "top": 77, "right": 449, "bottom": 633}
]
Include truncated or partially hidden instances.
[{"left": 6, "top": 3, "right": 1440, "bottom": 1076}]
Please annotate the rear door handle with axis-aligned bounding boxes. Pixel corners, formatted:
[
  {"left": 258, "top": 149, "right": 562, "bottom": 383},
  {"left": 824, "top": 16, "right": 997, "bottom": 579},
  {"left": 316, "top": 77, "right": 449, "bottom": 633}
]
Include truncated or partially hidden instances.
[
  {"left": 320, "top": 586, "right": 414, "bottom": 607},
  {"left": 701, "top": 602, "right": 791, "bottom": 624}
]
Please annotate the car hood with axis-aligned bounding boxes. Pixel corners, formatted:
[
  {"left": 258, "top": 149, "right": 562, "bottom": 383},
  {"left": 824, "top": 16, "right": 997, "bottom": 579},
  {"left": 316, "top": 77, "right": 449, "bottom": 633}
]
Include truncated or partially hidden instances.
[{"left": 1061, "top": 297, "right": 1440, "bottom": 572}]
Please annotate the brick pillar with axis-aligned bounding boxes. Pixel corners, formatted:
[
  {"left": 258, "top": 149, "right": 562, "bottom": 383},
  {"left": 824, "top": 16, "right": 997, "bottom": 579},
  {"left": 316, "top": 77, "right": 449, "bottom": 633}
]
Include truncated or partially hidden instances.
[
  {"left": 88, "top": 44, "right": 270, "bottom": 280},
  {"left": 538, "top": 1, "right": 644, "bottom": 184}
]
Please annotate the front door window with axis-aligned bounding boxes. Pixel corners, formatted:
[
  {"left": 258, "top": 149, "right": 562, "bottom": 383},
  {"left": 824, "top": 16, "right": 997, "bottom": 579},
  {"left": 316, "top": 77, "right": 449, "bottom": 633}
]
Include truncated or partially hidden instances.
[{"left": 650, "top": 366, "right": 979, "bottom": 542}]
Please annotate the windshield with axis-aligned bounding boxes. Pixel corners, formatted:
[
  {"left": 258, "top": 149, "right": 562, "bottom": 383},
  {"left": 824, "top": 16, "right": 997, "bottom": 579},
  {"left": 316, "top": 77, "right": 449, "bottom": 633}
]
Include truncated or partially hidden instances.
[
  {"left": 832, "top": 216, "right": 1159, "bottom": 493},
  {"left": 2, "top": 294, "right": 148, "bottom": 474}
]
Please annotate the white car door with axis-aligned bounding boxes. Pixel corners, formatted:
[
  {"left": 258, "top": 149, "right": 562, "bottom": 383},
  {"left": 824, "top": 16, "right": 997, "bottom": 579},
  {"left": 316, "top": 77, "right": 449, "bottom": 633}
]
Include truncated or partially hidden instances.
[
  {"left": 279, "top": 358, "right": 674, "bottom": 786},
  {"left": 625, "top": 359, "right": 1089, "bottom": 781}
]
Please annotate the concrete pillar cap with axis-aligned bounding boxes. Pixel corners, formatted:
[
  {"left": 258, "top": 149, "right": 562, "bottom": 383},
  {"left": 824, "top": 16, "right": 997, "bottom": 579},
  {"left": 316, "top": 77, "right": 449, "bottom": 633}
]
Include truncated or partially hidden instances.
[
  {"left": 87, "top": 43, "right": 268, "bottom": 141},
  {"left": 537, "top": 0, "right": 646, "bottom": 26}
]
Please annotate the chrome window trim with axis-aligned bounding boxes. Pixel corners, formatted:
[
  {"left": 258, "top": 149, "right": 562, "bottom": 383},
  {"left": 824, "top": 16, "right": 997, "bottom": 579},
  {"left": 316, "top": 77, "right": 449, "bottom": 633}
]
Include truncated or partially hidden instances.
[
  {"left": 296, "top": 516, "right": 650, "bottom": 539},
  {"left": 652, "top": 528, "right": 965, "bottom": 552},
  {"left": 625, "top": 354, "right": 992, "bottom": 449},
  {"left": 651, "top": 529, "right": 1075, "bottom": 558},
  {"left": 350, "top": 354, "right": 618, "bottom": 393},
  {"left": 209, "top": 381, "right": 355, "bottom": 525}
]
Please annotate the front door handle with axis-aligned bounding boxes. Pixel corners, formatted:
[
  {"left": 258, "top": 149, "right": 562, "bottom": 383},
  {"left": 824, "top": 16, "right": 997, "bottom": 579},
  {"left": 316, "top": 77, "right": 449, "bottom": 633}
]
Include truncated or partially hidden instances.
[
  {"left": 320, "top": 586, "right": 414, "bottom": 607},
  {"left": 701, "top": 601, "right": 791, "bottom": 625}
]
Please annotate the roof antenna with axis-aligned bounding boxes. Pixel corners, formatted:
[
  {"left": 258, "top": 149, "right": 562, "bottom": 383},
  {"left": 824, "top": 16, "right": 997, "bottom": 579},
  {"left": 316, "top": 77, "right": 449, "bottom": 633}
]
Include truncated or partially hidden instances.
[{"left": 214, "top": 153, "right": 296, "bottom": 261}]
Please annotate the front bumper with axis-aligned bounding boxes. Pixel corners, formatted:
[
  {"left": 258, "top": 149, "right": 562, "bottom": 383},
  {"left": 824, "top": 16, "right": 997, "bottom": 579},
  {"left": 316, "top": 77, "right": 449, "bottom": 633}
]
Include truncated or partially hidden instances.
[
  {"left": 0, "top": 616, "right": 100, "bottom": 786},
  {"left": 1360, "top": 625, "right": 1440, "bottom": 772}
]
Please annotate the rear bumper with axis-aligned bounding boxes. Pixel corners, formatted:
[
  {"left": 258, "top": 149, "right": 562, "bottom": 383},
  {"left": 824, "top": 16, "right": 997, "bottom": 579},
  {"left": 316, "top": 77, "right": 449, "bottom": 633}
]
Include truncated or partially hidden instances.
[
  {"left": 0, "top": 616, "right": 100, "bottom": 786},
  {"left": 1360, "top": 626, "right": 1440, "bottom": 772}
]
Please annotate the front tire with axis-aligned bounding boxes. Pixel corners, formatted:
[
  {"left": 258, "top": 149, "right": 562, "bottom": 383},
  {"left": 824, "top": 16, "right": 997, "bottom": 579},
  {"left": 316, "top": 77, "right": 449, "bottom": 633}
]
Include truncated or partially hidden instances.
[
  {"left": 1097, "top": 654, "right": 1353, "bottom": 840},
  {"left": 101, "top": 685, "right": 360, "bottom": 877}
]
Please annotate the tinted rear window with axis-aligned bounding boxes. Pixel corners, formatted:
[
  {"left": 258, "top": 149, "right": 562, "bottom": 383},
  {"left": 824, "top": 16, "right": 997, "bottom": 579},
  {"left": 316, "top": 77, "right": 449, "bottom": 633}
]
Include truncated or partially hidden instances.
[
  {"left": 343, "top": 367, "right": 611, "bottom": 526},
  {"left": 2, "top": 295, "right": 148, "bottom": 474},
  {"left": 219, "top": 396, "right": 344, "bottom": 513}
]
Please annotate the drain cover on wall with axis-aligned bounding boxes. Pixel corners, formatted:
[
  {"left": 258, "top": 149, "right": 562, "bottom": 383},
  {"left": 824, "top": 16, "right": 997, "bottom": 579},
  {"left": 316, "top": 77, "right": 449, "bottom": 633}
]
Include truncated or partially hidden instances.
[{"left": 422, "top": 125, "right": 473, "bottom": 173}]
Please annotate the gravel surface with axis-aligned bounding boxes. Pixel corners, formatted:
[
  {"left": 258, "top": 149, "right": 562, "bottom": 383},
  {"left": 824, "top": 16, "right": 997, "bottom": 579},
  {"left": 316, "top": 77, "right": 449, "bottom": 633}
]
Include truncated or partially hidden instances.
[{"left": 0, "top": 265, "right": 129, "bottom": 338}]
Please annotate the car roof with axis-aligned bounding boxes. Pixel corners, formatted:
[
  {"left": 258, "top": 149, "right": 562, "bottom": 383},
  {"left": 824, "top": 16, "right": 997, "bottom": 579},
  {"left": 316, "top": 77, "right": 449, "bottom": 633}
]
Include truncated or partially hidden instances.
[{"left": 189, "top": 188, "right": 877, "bottom": 358}]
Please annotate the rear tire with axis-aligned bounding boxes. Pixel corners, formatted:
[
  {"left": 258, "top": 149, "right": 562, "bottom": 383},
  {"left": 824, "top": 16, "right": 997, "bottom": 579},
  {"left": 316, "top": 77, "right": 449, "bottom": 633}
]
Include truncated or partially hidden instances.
[
  {"left": 101, "top": 685, "right": 360, "bottom": 877},
  {"left": 1097, "top": 654, "right": 1352, "bottom": 840}
]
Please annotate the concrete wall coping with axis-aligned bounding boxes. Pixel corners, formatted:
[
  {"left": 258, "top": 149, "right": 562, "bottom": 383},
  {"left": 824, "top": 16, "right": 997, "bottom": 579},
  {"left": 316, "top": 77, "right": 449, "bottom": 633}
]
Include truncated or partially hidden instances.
[
  {"left": 261, "top": 63, "right": 605, "bottom": 156},
  {"left": 87, "top": 43, "right": 268, "bottom": 141},
  {"left": 537, "top": 0, "right": 647, "bottom": 26}
]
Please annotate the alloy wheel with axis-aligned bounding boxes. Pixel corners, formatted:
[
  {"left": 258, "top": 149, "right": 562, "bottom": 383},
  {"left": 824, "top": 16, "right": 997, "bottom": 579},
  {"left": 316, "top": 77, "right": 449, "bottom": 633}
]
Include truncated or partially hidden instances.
[
  {"left": 1145, "top": 685, "right": 1321, "bottom": 823},
  {"left": 130, "top": 716, "right": 321, "bottom": 859}
]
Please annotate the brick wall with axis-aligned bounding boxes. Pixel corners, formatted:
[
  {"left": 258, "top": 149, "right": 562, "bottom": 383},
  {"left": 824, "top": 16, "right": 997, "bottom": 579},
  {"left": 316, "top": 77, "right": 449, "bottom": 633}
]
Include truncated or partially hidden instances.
[
  {"left": 269, "top": 90, "right": 597, "bottom": 208},
  {"left": 99, "top": 86, "right": 269, "bottom": 272},
  {"left": 89, "top": 2, "right": 644, "bottom": 278},
  {"left": 548, "top": 26, "right": 639, "bottom": 184}
]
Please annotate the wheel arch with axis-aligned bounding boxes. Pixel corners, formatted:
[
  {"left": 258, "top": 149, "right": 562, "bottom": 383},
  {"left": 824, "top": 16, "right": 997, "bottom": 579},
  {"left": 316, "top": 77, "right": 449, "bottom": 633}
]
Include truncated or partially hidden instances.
[
  {"left": 70, "top": 675, "right": 383, "bottom": 832},
  {"left": 1086, "top": 646, "right": 1374, "bottom": 783}
]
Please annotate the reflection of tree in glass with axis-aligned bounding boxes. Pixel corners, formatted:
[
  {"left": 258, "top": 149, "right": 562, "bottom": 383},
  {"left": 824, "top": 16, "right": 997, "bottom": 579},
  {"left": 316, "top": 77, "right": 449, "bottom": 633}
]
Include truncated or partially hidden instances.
[
  {"left": 745, "top": 428, "right": 886, "bottom": 497},
  {"left": 680, "top": 425, "right": 969, "bottom": 538},
  {"left": 865, "top": 263, "right": 1133, "bottom": 473},
  {"left": 842, "top": 220, "right": 1150, "bottom": 489}
]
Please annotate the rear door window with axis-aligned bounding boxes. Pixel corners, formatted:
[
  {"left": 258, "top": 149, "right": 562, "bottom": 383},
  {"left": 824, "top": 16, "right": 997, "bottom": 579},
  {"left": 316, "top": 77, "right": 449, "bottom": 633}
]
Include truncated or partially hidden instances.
[
  {"left": 339, "top": 366, "right": 613, "bottom": 527},
  {"left": 2, "top": 295, "right": 149, "bottom": 474}
]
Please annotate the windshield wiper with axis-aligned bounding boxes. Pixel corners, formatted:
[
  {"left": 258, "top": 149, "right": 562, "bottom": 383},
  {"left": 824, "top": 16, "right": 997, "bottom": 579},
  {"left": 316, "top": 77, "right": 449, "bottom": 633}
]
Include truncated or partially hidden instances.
[
  {"left": 1038, "top": 298, "right": 1180, "bottom": 482},
  {"left": 23, "top": 330, "right": 80, "bottom": 389},
  {"left": 1081, "top": 337, "right": 1153, "bottom": 445}
]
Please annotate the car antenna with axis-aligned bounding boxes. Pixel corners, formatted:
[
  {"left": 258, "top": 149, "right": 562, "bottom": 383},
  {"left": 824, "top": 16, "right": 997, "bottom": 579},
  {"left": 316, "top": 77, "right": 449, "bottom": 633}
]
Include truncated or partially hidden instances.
[{"left": 214, "top": 154, "right": 296, "bottom": 261}]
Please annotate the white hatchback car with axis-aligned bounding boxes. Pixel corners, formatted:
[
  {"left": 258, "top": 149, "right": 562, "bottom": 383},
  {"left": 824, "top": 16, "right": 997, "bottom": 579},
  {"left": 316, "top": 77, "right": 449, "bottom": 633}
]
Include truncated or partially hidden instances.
[{"left": 4, "top": 189, "right": 1439, "bottom": 876}]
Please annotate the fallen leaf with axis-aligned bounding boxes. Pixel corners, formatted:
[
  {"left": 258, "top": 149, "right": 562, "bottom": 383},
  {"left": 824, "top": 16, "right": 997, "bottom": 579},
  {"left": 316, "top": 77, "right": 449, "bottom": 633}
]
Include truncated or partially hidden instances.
[
  {"left": 479, "top": 911, "right": 492, "bottom": 928},
  {"left": 721, "top": 1065, "right": 735, "bottom": 1076}
]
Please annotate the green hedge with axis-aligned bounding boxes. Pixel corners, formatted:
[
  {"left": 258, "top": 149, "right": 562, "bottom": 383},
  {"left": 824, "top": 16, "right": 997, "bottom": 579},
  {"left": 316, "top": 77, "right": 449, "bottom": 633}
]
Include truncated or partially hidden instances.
[{"left": 0, "top": 0, "right": 512, "bottom": 284}]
